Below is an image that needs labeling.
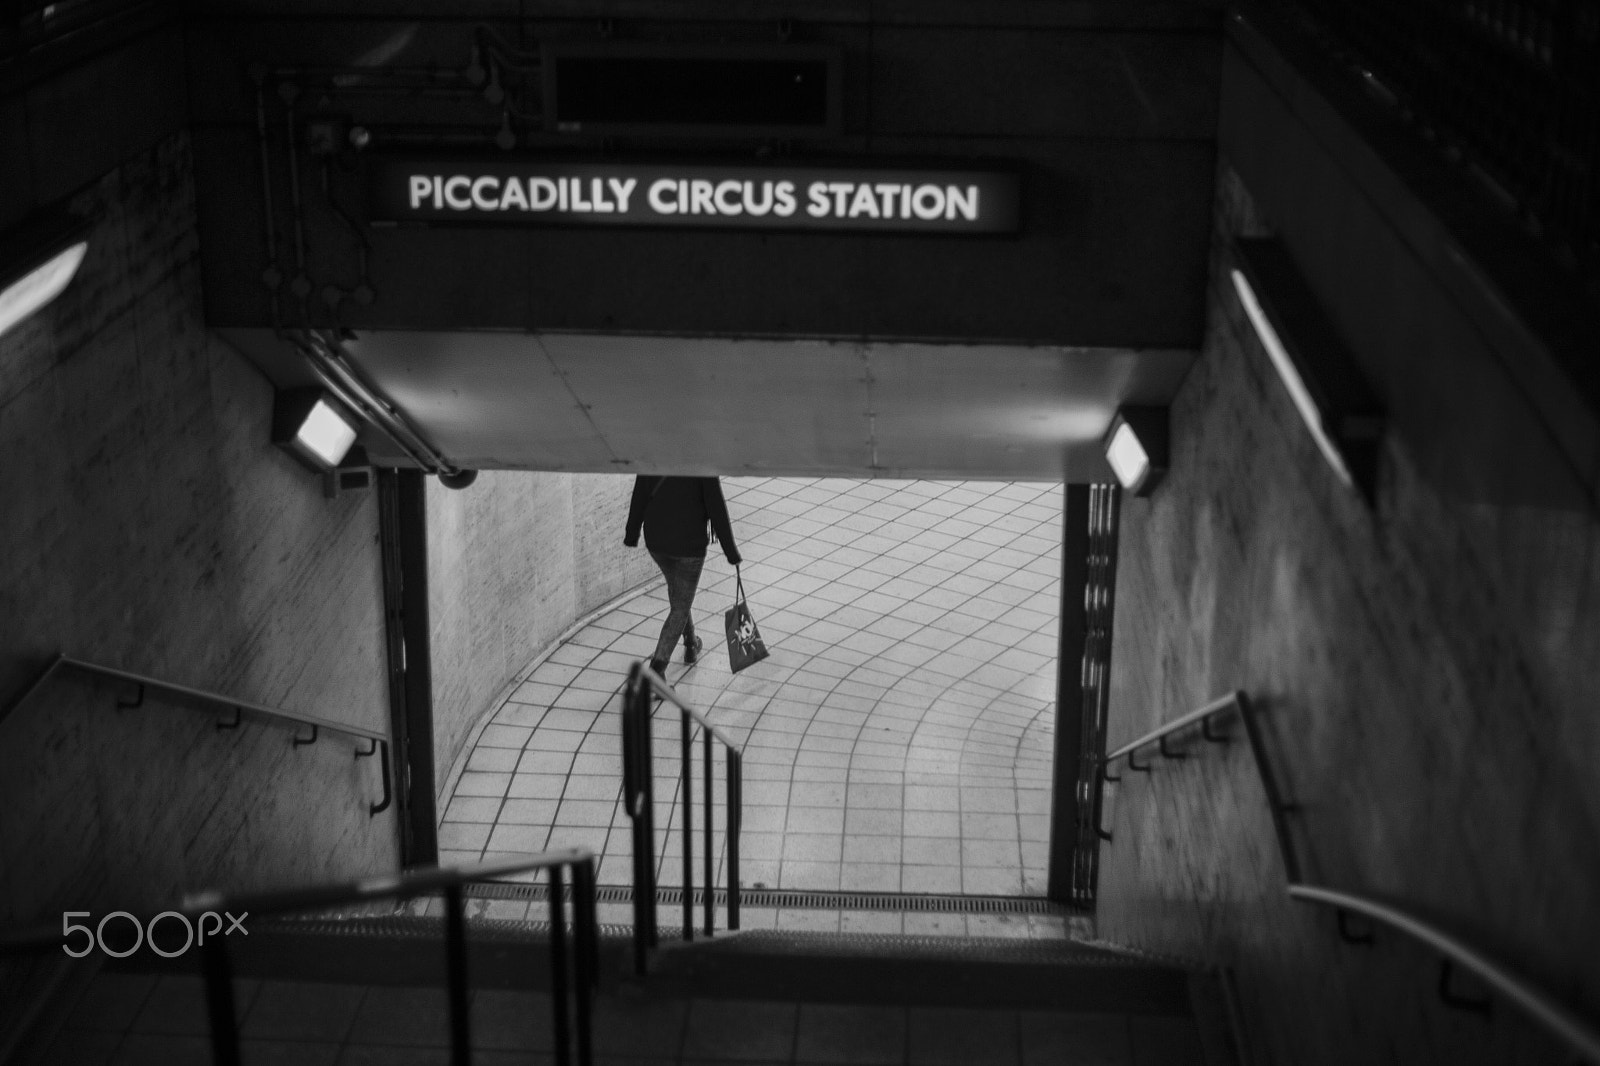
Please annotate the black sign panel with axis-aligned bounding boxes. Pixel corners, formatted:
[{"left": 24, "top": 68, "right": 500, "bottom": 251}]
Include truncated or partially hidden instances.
[{"left": 367, "top": 159, "right": 1020, "bottom": 234}]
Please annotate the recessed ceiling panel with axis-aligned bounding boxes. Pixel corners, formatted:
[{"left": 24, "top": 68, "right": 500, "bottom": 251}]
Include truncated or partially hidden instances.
[
  {"left": 342, "top": 331, "right": 599, "bottom": 468},
  {"left": 541, "top": 334, "right": 872, "bottom": 476},
  {"left": 866, "top": 343, "right": 1194, "bottom": 479},
  {"left": 314, "top": 330, "right": 1195, "bottom": 479}
]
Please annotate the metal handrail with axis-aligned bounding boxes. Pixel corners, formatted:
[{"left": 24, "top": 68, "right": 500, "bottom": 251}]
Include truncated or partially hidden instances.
[
  {"left": 1290, "top": 885, "right": 1600, "bottom": 1063},
  {"left": 182, "top": 851, "right": 588, "bottom": 918},
  {"left": 620, "top": 661, "right": 742, "bottom": 976},
  {"left": 1103, "top": 692, "right": 1241, "bottom": 764},
  {"left": 1104, "top": 690, "right": 1600, "bottom": 1062},
  {"left": 631, "top": 661, "right": 742, "bottom": 750},
  {"left": 187, "top": 851, "right": 599, "bottom": 1066},
  {"left": 0, "top": 851, "right": 600, "bottom": 1066},
  {"left": 2, "top": 653, "right": 391, "bottom": 815},
  {"left": 1099, "top": 690, "right": 1301, "bottom": 881},
  {"left": 0, "top": 854, "right": 589, "bottom": 951}
]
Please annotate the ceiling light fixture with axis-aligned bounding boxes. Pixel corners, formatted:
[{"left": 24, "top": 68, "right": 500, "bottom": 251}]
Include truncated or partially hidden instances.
[
  {"left": 273, "top": 388, "right": 362, "bottom": 474},
  {"left": 1102, "top": 406, "right": 1168, "bottom": 496}
]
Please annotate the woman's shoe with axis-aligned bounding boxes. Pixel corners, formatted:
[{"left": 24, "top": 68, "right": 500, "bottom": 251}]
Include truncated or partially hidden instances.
[{"left": 684, "top": 634, "right": 703, "bottom": 665}]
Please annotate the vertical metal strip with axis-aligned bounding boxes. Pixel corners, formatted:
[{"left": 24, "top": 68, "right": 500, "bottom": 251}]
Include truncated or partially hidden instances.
[
  {"left": 548, "top": 865, "right": 571, "bottom": 1066},
  {"left": 1085, "top": 485, "right": 1120, "bottom": 900},
  {"left": 1046, "top": 483, "right": 1092, "bottom": 903},
  {"left": 622, "top": 677, "right": 649, "bottom": 975},
  {"left": 640, "top": 688, "right": 657, "bottom": 949},
  {"left": 681, "top": 711, "right": 693, "bottom": 941},
  {"left": 1082, "top": 486, "right": 1107, "bottom": 903},
  {"left": 1047, "top": 482, "right": 1120, "bottom": 906},
  {"left": 571, "top": 858, "right": 597, "bottom": 1066},
  {"left": 201, "top": 938, "right": 241, "bottom": 1066},
  {"left": 443, "top": 884, "right": 471, "bottom": 1065},
  {"left": 703, "top": 728, "right": 714, "bottom": 936},
  {"left": 727, "top": 750, "right": 741, "bottom": 930},
  {"left": 620, "top": 678, "right": 636, "bottom": 804},
  {"left": 376, "top": 469, "right": 415, "bottom": 864},
  {"left": 623, "top": 705, "right": 641, "bottom": 966},
  {"left": 624, "top": 675, "right": 649, "bottom": 966},
  {"left": 396, "top": 469, "right": 438, "bottom": 864}
]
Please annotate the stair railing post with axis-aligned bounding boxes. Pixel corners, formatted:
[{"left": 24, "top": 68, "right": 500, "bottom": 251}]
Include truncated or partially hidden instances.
[
  {"left": 548, "top": 864, "right": 571, "bottom": 1065},
  {"left": 640, "top": 680, "right": 657, "bottom": 950},
  {"left": 443, "top": 883, "right": 471, "bottom": 1065},
  {"left": 622, "top": 673, "right": 647, "bottom": 975},
  {"left": 571, "top": 857, "right": 597, "bottom": 1066},
  {"left": 681, "top": 709, "right": 694, "bottom": 941},
  {"left": 703, "top": 726, "right": 714, "bottom": 937},
  {"left": 727, "top": 749, "right": 741, "bottom": 931},
  {"left": 201, "top": 935, "right": 241, "bottom": 1066}
]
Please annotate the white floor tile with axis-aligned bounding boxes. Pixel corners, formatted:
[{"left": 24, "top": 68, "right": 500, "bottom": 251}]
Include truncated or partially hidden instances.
[{"left": 441, "top": 478, "right": 1062, "bottom": 908}]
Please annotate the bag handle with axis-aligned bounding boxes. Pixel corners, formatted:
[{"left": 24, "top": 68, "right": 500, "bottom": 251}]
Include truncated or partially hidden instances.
[{"left": 735, "top": 564, "right": 747, "bottom": 606}]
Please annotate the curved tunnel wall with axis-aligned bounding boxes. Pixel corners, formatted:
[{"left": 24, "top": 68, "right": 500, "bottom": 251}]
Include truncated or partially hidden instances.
[{"left": 425, "top": 472, "right": 656, "bottom": 800}]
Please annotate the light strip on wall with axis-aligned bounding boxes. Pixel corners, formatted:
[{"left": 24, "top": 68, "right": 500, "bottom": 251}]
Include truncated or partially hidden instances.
[
  {"left": 0, "top": 240, "right": 88, "bottom": 340},
  {"left": 1230, "top": 267, "right": 1355, "bottom": 491}
]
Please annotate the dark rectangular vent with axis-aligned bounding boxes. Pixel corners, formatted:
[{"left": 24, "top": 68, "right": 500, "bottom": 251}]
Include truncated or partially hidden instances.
[{"left": 543, "top": 43, "right": 841, "bottom": 138}]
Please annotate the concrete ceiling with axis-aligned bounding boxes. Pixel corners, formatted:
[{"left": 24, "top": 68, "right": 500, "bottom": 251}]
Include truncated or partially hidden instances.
[
  {"left": 222, "top": 329, "right": 1192, "bottom": 481},
  {"left": 198, "top": 2, "right": 1214, "bottom": 480}
]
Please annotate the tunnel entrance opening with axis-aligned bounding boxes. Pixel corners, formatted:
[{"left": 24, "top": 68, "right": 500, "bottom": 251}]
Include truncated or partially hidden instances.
[{"left": 436, "top": 474, "right": 1066, "bottom": 936}]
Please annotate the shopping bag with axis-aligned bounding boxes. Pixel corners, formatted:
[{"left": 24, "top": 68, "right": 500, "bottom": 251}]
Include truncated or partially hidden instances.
[{"left": 723, "top": 568, "right": 770, "bottom": 673}]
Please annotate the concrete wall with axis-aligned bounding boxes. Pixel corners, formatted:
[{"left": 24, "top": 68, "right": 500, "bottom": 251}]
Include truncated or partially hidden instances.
[
  {"left": 0, "top": 17, "right": 187, "bottom": 233},
  {"left": 1096, "top": 139, "right": 1600, "bottom": 1066},
  {"left": 426, "top": 473, "right": 654, "bottom": 790},
  {"left": 0, "top": 133, "right": 397, "bottom": 924}
]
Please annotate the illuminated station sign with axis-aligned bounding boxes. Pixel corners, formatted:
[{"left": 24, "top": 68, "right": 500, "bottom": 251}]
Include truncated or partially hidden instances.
[{"left": 367, "top": 160, "right": 1020, "bottom": 234}]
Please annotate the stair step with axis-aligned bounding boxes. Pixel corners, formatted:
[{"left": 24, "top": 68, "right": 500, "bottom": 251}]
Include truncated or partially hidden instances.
[
  {"left": 644, "top": 929, "right": 1193, "bottom": 1013},
  {"left": 62, "top": 920, "right": 1216, "bottom": 1065},
  {"left": 110, "top": 916, "right": 1193, "bottom": 1014},
  {"left": 37, "top": 968, "right": 1215, "bottom": 1066}
]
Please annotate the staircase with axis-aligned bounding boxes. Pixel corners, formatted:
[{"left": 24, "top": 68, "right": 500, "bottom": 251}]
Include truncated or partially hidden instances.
[
  {"left": 3, "top": 666, "right": 1243, "bottom": 1065},
  {"left": 16, "top": 908, "right": 1229, "bottom": 1065}
]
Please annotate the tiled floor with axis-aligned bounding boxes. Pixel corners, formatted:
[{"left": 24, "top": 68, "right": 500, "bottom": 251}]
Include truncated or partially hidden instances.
[
  {"left": 439, "top": 478, "right": 1062, "bottom": 900},
  {"left": 37, "top": 970, "right": 1197, "bottom": 1065}
]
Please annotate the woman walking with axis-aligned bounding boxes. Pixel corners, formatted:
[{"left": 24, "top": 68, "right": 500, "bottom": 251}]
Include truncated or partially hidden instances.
[{"left": 623, "top": 476, "right": 742, "bottom": 677}]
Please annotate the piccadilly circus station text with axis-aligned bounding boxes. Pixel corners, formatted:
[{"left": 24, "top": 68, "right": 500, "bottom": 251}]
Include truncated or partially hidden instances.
[
  {"left": 369, "top": 162, "right": 1020, "bottom": 234},
  {"left": 410, "top": 174, "right": 978, "bottom": 221}
]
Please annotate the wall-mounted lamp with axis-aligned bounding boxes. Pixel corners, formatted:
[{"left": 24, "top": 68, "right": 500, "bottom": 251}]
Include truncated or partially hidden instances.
[
  {"left": 1103, "top": 406, "right": 1168, "bottom": 496},
  {"left": 1231, "top": 238, "right": 1384, "bottom": 500},
  {"left": 0, "top": 206, "right": 91, "bottom": 340},
  {"left": 272, "top": 388, "right": 361, "bottom": 474}
]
